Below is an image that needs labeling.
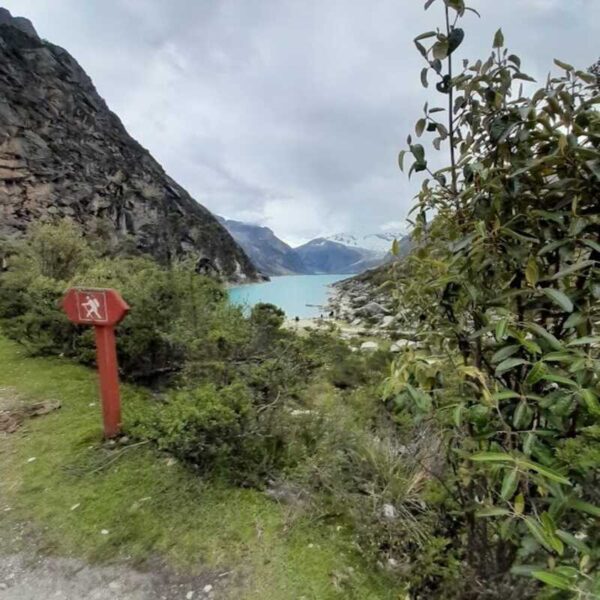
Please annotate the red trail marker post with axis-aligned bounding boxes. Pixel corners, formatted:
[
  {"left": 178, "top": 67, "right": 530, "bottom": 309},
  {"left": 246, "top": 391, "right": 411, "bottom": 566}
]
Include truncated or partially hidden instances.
[{"left": 62, "top": 288, "right": 130, "bottom": 438}]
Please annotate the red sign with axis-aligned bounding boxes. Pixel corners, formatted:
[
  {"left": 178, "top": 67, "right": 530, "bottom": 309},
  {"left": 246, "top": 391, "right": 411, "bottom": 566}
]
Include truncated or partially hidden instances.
[
  {"left": 62, "top": 288, "right": 130, "bottom": 438},
  {"left": 62, "top": 288, "right": 129, "bottom": 327}
]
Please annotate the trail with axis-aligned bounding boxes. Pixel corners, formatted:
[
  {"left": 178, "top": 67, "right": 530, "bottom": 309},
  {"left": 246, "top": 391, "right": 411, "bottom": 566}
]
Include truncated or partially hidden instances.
[{"left": 0, "top": 553, "right": 223, "bottom": 600}]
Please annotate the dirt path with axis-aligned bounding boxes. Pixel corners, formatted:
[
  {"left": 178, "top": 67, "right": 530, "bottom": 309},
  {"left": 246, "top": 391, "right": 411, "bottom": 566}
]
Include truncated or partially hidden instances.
[{"left": 0, "top": 553, "right": 225, "bottom": 600}]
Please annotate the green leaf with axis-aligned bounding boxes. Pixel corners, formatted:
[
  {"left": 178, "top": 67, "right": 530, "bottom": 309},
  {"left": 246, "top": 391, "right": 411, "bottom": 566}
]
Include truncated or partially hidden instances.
[
  {"left": 405, "top": 384, "right": 432, "bottom": 413},
  {"left": 513, "top": 400, "right": 533, "bottom": 429},
  {"left": 523, "top": 433, "right": 536, "bottom": 456},
  {"left": 398, "top": 150, "right": 406, "bottom": 171},
  {"left": 493, "top": 390, "right": 521, "bottom": 401},
  {"left": 495, "top": 318, "right": 508, "bottom": 342},
  {"left": 526, "top": 362, "right": 546, "bottom": 385},
  {"left": 541, "top": 372, "right": 578, "bottom": 388},
  {"left": 414, "top": 31, "right": 437, "bottom": 41},
  {"left": 410, "top": 143, "right": 426, "bottom": 163},
  {"left": 543, "top": 288, "right": 574, "bottom": 313},
  {"left": 531, "top": 571, "right": 572, "bottom": 591},
  {"left": 527, "top": 323, "right": 563, "bottom": 351},
  {"left": 554, "top": 59, "right": 574, "bottom": 72},
  {"left": 416, "top": 118, "right": 426, "bottom": 137},
  {"left": 476, "top": 507, "right": 511, "bottom": 518},
  {"left": 391, "top": 238, "right": 400, "bottom": 257},
  {"left": 491, "top": 345, "right": 520, "bottom": 364},
  {"left": 513, "top": 73, "right": 536, "bottom": 82},
  {"left": 550, "top": 260, "right": 596, "bottom": 281},
  {"left": 501, "top": 468, "right": 519, "bottom": 501},
  {"left": 581, "top": 238, "right": 600, "bottom": 253},
  {"left": 446, "top": 0, "right": 465, "bottom": 13},
  {"left": 515, "top": 459, "right": 571, "bottom": 485},
  {"left": 580, "top": 389, "right": 600, "bottom": 416},
  {"left": 524, "top": 517, "right": 554, "bottom": 552},
  {"left": 432, "top": 40, "right": 449, "bottom": 60},
  {"left": 570, "top": 499, "right": 600, "bottom": 517},
  {"left": 555, "top": 530, "right": 591, "bottom": 554},
  {"left": 514, "top": 493, "right": 525, "bottom": 515},
  {"left": 508, "top": 54, "right": 521, "bottom": 68},
  {"left": 493, "top": 29, "right": 504, "bottom": 49},
  {"left": 471, "top": 452, "right": 513, "bottom": 463},
  {"left": 453, "top": 403, "right": 464, "bottom": 427},
  {"left": 496, "top": 358, "right": 529, "bottom": 375},
  {"left": 563, "top": 312, "right": 585, "bottom": 330},
  {"left": 568, "top": 336, "right": 600, "bottom": 347},
  {"left": 420, "top": 67, "right": 429, "bottom": 89},
  {"left": 525, "top": 256, "right": 539, "bottom": 286}
]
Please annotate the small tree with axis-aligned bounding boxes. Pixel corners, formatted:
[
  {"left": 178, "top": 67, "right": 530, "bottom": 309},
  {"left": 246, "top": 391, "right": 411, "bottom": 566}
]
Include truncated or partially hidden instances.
[{"left": 387, "top": 0, "right": 600, "bottom": 597}]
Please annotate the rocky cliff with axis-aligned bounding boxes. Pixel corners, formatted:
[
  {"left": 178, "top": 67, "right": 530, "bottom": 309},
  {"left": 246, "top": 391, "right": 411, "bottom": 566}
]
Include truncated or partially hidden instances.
[
  {"left": 0, "top": 8, "right": 259, "bottom": 281},
  {"left": 219, "top": 217, "right": 309, "bottom": 276}
]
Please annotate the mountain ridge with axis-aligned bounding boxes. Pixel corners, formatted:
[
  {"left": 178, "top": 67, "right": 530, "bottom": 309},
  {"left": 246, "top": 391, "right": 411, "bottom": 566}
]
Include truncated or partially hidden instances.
[
  {"left": 221, "top": 215, "right": 408, "bottom": 276},
  {"left": 218, "top": 217, "right": 309, "bottom": 276},
  {"left": 0, "top": 8, "right": 259, "bottom": 282}
]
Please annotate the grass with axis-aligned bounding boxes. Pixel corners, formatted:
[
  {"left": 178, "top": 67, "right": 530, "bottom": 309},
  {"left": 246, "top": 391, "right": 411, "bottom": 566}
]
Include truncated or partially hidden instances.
[{"left": 0, "top": 335, "right": 398, "bottom": 599}]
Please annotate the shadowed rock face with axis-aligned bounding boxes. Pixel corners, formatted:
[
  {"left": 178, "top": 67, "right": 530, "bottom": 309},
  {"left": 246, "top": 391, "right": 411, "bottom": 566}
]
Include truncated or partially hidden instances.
[
  {"left": 218, "top": 217, "right": 310, "bottom": 276},
  {"left": 0, "top": 8, "right": 260, "bottom": 282}
]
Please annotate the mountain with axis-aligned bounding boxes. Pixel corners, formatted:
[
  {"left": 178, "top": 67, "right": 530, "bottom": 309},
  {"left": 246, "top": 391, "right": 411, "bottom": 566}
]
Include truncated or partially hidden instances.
[
  {"left": 324, "top": 232, "right": 403, "bottom": 255},
  {"left": 218, "top": 217, "right": 308, "bottom": 276},
  {"left": 294, "top": 238, "right": 382, "bottom": 274},
  {"left": 295, "top": 231, "right": 411, "bottom": 275},
  {"left": 219, "top": 212, "right": 411, "bottom": 276},
  {"left": 0, "top": 8, "right": 259, "bottom": 282}
]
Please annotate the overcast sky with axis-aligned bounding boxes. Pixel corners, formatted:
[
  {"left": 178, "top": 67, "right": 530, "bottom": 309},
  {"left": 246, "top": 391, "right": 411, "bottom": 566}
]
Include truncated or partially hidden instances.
[{"left": 3, "top": 0, "right": 599, "bottom": 245}]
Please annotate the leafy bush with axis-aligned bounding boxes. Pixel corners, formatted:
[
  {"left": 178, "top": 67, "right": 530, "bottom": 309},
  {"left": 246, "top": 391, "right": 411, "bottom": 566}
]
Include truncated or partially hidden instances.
[
  {"left": 385, "top": 1, "right": 600, "bottom": 597},
  {"left": 0, "top": 223, "right": 236, "bottom": 381}
]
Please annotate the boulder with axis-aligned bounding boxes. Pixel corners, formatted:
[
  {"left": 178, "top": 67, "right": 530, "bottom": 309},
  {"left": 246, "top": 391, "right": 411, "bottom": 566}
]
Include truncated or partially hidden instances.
[
  {"left": 360, "top": 341, "right": 379, "bottom": 352},
  {"left": 380, "top": 315, "right": 395, "bottom": 328},
  {"left": 356, "top": 302, "right": 388, "bottom": 317},
  {"left": 390, "top": 339, "right": 413, "bottom": 352}
]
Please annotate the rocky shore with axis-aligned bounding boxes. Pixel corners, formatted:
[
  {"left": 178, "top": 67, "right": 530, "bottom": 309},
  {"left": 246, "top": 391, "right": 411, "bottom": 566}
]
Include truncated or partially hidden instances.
[{"left": 297, "top": 275, "right": 418, "bottom": 353}]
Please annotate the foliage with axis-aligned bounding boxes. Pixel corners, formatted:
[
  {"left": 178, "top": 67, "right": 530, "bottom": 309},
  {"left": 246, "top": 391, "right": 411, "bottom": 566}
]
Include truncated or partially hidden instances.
[
  {"left": 387, "top": 1, "right": 600, "bottom": 597},
  {"left": 0, "top": 223, "right": 235, "bottom": 380},
  {"left": 0, "top": 222, "right": 397, "bottom": 490},
  {"left": 0, "top": 335, "right": 398, "bottom": 599}
]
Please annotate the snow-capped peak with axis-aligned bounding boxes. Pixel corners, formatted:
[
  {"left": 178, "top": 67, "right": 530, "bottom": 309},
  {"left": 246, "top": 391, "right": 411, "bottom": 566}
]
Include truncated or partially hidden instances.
[{"left": 324, "top": 232, "right": 404, "bottom": 256}]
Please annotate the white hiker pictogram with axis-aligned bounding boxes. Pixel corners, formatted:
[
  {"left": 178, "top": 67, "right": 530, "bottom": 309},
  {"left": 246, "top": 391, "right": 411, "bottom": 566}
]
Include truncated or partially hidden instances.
[{"left": 82, "top": 294, "right": 102, "bottom": 320}]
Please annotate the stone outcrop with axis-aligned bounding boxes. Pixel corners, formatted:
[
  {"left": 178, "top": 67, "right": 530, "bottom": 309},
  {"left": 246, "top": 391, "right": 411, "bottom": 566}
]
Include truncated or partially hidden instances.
[
  {"left": 0, "top": 8, "right": 260, "bottom": 281},
  {"left": 218, "top": 216, "right": 309, "bottom": 276}
]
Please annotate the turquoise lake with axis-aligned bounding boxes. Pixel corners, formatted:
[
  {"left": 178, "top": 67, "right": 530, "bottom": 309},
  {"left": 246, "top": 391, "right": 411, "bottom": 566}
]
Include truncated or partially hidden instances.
[{"left": 228, "top": 274, "right": 349, "bottom": 318}]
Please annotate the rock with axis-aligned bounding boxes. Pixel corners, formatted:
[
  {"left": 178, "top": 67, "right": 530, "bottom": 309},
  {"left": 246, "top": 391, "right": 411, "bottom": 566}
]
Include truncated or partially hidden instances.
[
  {"left": 0, "top": 10, "right": 260, "bottom": 282},
  {"left": 203, "top": 584, "right": 213, "bottom": 593},
  {"left": 219, "top": 217, "right": 309, "bottom": 277},
  {"left": 390, "top": 339, "right": 413, "bottom": 352},
  {"left": 350, "top": 318, "right": 363, "bottom": 327},
  {"left": 380, "top": 315, "right": 395, "bottom": 328},
  {"left": 360, "top": 341, "right": 378, "bottom": 352},
  {"left": 382, "top": 504, "right": 397, "bottom": 519},
  {"left": 264, "top": 481, "right": 306, "bottom": 505},
  {"left": 351, "top": 295, "right": 368, "bottom": 307},
  {"left": 356, "top": 302, "right": 388, "bottom": 317}
]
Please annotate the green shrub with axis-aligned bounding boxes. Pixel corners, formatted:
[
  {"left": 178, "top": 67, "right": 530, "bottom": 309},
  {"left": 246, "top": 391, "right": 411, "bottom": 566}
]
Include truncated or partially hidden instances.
[
  {"left": 385, "top": 1, "right": 600, "bottom": 597},
  {"left": 131, "top": 380, "right": 327, "bottom": 485},
  {"left": 0, "top": 223, "right": 235, "bottom": 381}
]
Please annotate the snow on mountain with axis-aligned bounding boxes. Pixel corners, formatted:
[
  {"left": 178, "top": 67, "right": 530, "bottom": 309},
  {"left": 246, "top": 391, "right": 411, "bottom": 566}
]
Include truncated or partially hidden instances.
[{"left": 324, "top": 232, "right": 404, "bottom": 256}]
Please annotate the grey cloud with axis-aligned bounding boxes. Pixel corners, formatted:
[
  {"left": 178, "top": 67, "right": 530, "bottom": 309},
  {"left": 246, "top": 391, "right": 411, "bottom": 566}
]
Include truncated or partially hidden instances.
[{"left": 3, "top": 0, "right": 599, "bottom": 244}]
